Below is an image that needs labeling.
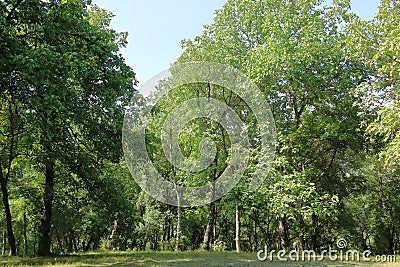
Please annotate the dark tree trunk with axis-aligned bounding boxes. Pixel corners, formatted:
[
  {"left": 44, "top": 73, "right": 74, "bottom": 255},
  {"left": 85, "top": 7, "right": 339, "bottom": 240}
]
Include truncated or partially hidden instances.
[
  {"left": 278, "top": 216, "right": 289, "bottom": 250},
  {"left": 0, "top": 167, "right": 17, "bottom": 256},
  {"left": 23, "top": 212, "right": 28, "bottom": 255},
  {"left": 70, "top": 231, "right": 78, "bottom": 252},
  {"left": 311, "top": 214, "right": 319, "bottom": 252},
  {"left": 141, "top": 232, "right": 148, "bottom": 251},
  {"left": 153, "top": 233, "right": 159, "bottom": 250},
  {"left": 297, "top": 214, "right": 305, "bottom": 251},
  {"left": 223, "top": 215, "right": 229, "bottom": 249},
  {"left": 93, "top": 238, "right": 99, "bottom": 251},
  {"left": 202, "top": 202, "right": 216, "bottom": 250},
  {"left": 253, "top": 211, "right": 259, "bottom": 251},
  {"left": 38, "top": 160, "right": 55, "bottom": 256},
  {"left": 84, "top": 237, "right": 92, "bottom": 252},
  {"left": 162, "top": 217, "right": 167, "bottom": 249},
  {"left": 66, "top": 236, "right": 72, "bottom": 252},
  {"left": 56, "top": 237, "right": 63, "bottom": 253},
  {"left": 33, "top": 234, "right": 36, "bottom": 255}
]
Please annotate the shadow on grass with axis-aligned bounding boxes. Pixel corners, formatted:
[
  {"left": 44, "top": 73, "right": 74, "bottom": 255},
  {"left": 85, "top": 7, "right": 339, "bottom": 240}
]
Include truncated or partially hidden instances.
[{"left": 0, "top": 251, "right": 397, "bottom": 267}]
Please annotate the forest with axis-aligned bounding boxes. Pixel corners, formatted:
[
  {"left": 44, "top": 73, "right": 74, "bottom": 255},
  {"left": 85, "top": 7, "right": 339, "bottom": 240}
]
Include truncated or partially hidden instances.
[{"left": 0, "top": 0, "right": 399, "bottom": 264}]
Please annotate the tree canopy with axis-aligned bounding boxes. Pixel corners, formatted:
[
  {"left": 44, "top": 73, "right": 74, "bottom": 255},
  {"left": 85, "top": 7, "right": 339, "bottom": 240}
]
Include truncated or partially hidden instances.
[{"left": 0, "top": 0, "right": 399, "bottom": 258}]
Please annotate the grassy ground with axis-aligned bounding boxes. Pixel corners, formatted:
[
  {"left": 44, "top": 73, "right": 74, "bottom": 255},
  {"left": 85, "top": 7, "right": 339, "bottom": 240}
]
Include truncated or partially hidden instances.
[{"left": 0, "top": 251, "right": 398, "bottom": 267}]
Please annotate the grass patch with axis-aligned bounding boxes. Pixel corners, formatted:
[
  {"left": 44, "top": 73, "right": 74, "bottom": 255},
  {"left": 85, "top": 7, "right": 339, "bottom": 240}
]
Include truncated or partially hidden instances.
[{"left": 0, "top": 251, "right": 398, "bottom": 267}]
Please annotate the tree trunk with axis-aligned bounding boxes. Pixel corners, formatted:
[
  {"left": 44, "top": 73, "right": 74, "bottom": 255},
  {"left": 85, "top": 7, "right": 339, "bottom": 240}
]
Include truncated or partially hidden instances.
[
  {"left": 106, "top": 219, "right": 118, "bottom": 250},
  {"left": 212, "top": 218, "right": 216, "bottom": 246},
  {"left": 33, "top": 234, "right": 36, "bottom": 255},
  {"left": 162, "top": 219, "right": 167, "bottom": 249},
  {"left": 141, "top": 232, "right": 148, "bottom": 251},
  {"left": 169, "top": 218, "right": 173, "bottom": 243},
  {"left": 174, "top": 184, "right": 182, "bottom": 252},
  {"left": 71, "top": 232, "right": 78, "bottom": 252},
  {"left": 202, "top": 203, "right": 216, "bottom": 250},
  {"left": 38, "top": 160, "right": 55, "bottom": 256},
  {"left": 169, "top": 127, "right": 181, "bottom": 252},
  {"left": 235, "top": 204, "right": 240, "bottom": 252},
  {"left": 311, "top": 214, "right": 319, "bottom": 252},
  {"left": 223, "top": 216, "right": 229, "bottom": 248},
  {"left": 56, "top": 237, "right": 63, "bottom": 253},
  {"left": 175, "top": 205, "right": 181, "bottom": 251},
  {"left": 253, "top": 211, "right": 259, "bottom": 251},
  {"left": 23, "top": 211, "right": 28, "bottom": 255},
  {"left": 2, "top": 231, "right": 6, "bottom": 255},
  {"left": 203, "top": 179, "right": 217, "bottom": 251},
  {"left": 65, "top": 236, "right": 71, "bottom": 252},
  {"left": 153, "top": 232, "right": 159, "bottom": 250},
  {"left": 0, "top": 167, "right": 17, "bottom": 256},
  {"left": 297, "top": 214, "right": 305, "bottom": 251},
  {"left": 278, "top": 216, "right": 289, "bottom": 250}
]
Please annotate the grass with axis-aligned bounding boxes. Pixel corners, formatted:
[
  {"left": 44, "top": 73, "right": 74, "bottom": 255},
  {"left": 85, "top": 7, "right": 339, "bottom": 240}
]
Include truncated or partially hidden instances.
[{"left": 0, "top": 251, "right": 399, "bottom": 267}]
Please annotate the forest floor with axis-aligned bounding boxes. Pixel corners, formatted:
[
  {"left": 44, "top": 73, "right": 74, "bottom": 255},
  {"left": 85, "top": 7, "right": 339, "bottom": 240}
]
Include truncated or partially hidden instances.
[{"left": 0, "top": 251, "right": 399, "bottom": 267}]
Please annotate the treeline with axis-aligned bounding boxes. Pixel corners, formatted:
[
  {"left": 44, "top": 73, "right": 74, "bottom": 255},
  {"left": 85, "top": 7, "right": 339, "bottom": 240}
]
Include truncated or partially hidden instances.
[{"left": 1, "top": 0, "right": 399, "bottom": 257}]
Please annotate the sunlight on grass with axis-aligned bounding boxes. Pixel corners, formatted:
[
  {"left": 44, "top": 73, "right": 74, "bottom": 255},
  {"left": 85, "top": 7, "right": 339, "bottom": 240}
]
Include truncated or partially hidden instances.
[{"left": 0, "top": 251, "right": 399, "bottom": 267}]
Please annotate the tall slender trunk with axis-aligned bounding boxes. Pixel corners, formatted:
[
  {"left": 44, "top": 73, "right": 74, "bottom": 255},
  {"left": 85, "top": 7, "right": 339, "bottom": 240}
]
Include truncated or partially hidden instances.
[
  {"left": 0, "top": 165, "right": 17, "bottom": 256},
  {"left": 70, "top": 231, "right": 78, "bottom": 252},
  {"left": 175, "top": 204, "right": 181, "bottom": 251},
  {"left": 23, "top": 211, "right": 28, "bottom": 255},
  {"left": 38, "top": 160, "right": 55, "bottom": 256},
  {"left": 162, "top": 206, "right": 167, "bottom": 250},
  {"left": 212, "top": 217, "right": 216, "bottom": 245},
  {"left": 2, "top": 231, "right": 6, "bottom": 255},
  {"left": 223, "top": 215, "right": 229, "bottom": 247},
  {"left": 169, "top": 218, "right": 173, "bottom": 242},
  {"left": 203, "top": 181, "right": 217, "bottom": 250},
  {"left": 56, "top": 237, "right": 63, "bottom": 253},
  {"left": 278, "top": 216, "right": 289, "bottom": 250},
  {"left": 1, "top": 78, "right": 19, "bottom": 256},
  {"left": 153, "top": 231, "right": 159, "bottom": 250},
  {"left": 141, "top": 232, "right": 148, "bottom": 251},
  {"left": 297, "top": 214, "right": 305, "bottom": 251},
  {"left": 311, "top": 214, "right": 319, "bottom": 252},
  {"left": 253, "top": 210, "right": 259, "bottom": 251},
  {"left": 169, "top": 128, "right": 181, "bottom": 252},
  {"left": 235, "top": 204, "right": 240, "bottom": 252},
  {"left": 33, "top": 234, "right": 36, "bottom": 255},
  {"left": 202, "top": 202, "right": 216, "bottom": 250},
  {"left": 389, "top": 226, "right": 395, "bottom": 254},
  {"left": 65, "top": 236, "right": 72, "bottom": 252},
  {"left": 106, "top": 219, "right": 118, "bottom": 250}
]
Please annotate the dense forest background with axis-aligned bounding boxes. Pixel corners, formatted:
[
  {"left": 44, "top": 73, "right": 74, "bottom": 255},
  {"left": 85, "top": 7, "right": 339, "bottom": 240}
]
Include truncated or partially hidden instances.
[{"left": 0, "top": 0, "right": 399, "bottom": 258}]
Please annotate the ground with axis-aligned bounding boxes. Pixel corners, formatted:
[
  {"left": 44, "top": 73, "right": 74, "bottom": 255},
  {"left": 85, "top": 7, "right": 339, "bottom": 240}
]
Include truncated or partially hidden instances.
[{"left": 0, "top": 251, "right": 399, "bottom": 267}]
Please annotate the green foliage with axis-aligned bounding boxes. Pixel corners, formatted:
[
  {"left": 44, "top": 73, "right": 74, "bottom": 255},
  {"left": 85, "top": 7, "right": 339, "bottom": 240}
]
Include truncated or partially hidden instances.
[{"left": 0, "top": 0, "right": 399, "bottom": 257}]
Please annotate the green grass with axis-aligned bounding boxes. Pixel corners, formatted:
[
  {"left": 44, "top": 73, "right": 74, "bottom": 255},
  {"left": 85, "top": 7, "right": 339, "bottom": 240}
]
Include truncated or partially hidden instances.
[{"left": 0, "top": 251, "right": 398, "bottom": 267}]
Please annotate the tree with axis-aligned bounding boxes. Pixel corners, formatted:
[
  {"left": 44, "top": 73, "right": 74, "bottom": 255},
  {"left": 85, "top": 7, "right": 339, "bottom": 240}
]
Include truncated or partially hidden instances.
[
  {"left": 0, "top": 0, "right": 39, "bottom": 255},
  {"left": 1, "top": 0, "right": 137, "bottom": 255},
  {"left": 176, "top": 0, "right": 367, "bottom": 251},
  {"left": 364, "top": 0, "right": 400, "bottom": 169},
  {"left": 346, "top": 0, "right": 400, "bottom": 254}
]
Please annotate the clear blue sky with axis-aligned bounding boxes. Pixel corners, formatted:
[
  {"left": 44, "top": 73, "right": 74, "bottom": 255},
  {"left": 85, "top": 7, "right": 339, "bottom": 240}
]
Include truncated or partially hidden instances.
[{"left": 93, "top": 0, "right": 380, "bottom": 88}]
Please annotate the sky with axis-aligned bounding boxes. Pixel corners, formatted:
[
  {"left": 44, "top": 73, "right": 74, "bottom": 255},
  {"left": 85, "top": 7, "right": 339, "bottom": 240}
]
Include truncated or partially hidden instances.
[{"left": 93, "top": 0, "right": 381, "bottom": 90}]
